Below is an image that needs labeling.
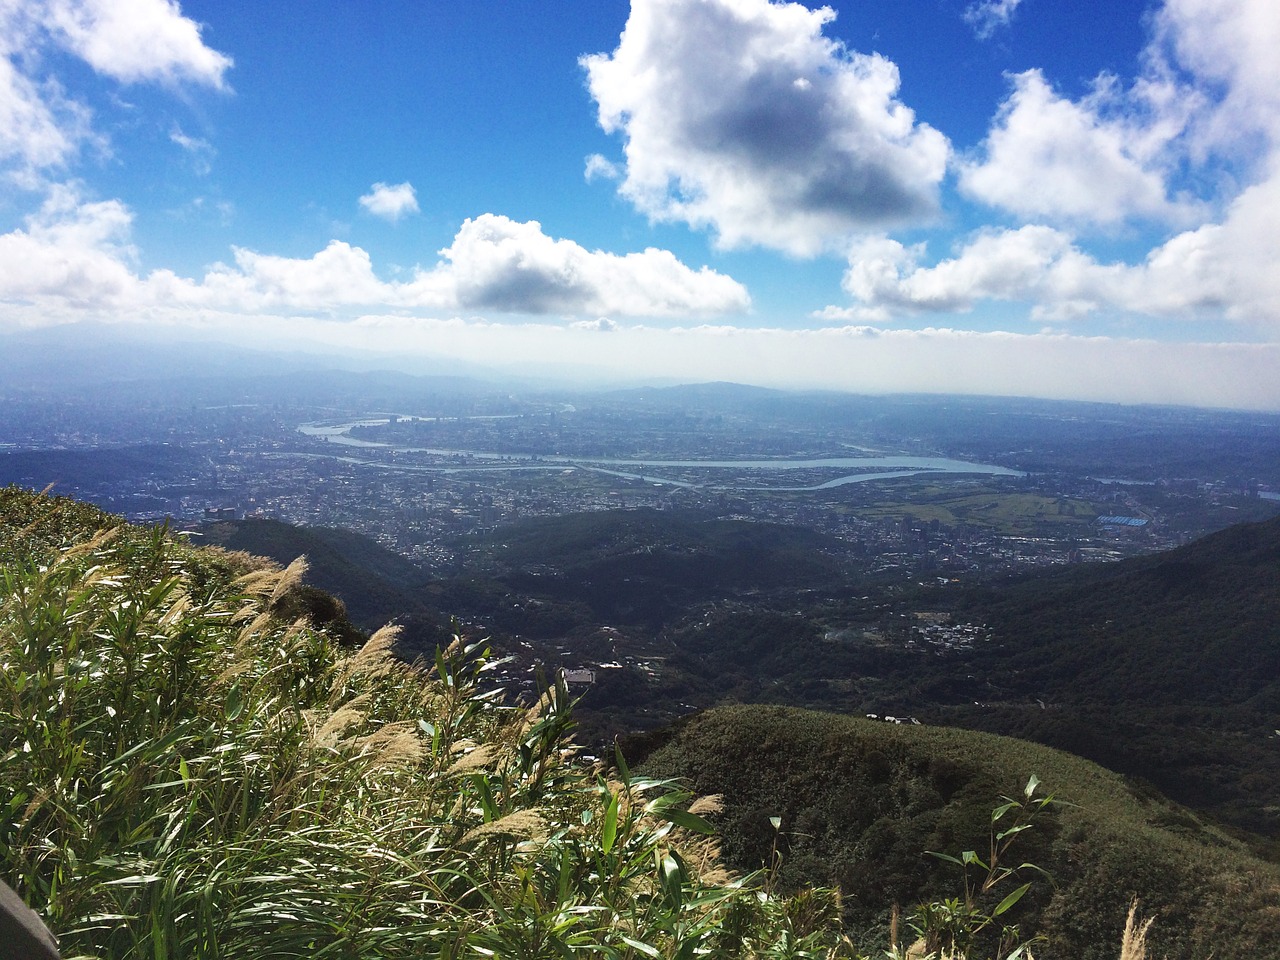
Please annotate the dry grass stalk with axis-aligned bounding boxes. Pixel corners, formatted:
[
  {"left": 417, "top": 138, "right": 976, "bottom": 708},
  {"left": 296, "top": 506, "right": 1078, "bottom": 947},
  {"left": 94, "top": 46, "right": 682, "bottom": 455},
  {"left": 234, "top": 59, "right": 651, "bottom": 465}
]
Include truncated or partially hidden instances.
[
  {"left": 333, "top": 624, "right": 401, "bottom": 688},
  {"left": 199, "top": 545, "right": 276, "bottom": 575},
  {"left": 214, "top": 658, "right": 254, "bottom": 688},
  {"left": 234, "top": 611, "right": 274, "bottom": 649},
  {"left": 688, "top": 794, "right": 724, "bottom": 817},
  {"left": 461, "top": 809, "right": 547, "bottom": 846},
  {"left": 60, "top": 526, "right": 122, "bottom": 561},
  {"left": 1118, "top": 899, "right": 1154, "bottom": 960},
  {"left": 518, "top": 686, "right": 556, "bottom": 735},
  {"left": 684, "top": 834, "right": 733, "bottom": 886},
  {"left": 314, "top": 704, "right": 370, "bottom": 747},
  {"left": 445, "top": 744, "right": 498, "bottom": 776},
  {"left": 358, "top": 720, "right": 426, "bottom": 766},
  {"left": 269, "top": 556, "right": 309, "bottom": 604},
  {"left": 233, "top": 567, "right": 283, "bottom": 599},
  {"left": 157, "top": 592, "right": 192, "bottom": 627}
]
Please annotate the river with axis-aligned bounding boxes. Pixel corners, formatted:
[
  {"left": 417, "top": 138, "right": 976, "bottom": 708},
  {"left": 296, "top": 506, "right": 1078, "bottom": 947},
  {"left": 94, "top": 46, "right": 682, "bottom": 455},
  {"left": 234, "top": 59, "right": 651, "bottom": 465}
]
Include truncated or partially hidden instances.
[{"left": 295, "top": 418, "right": 1024, "bottom": 491}]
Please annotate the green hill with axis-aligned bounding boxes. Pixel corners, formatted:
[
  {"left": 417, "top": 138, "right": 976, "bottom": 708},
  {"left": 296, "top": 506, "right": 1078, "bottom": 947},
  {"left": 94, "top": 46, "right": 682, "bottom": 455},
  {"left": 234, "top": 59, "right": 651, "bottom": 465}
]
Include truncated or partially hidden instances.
[
  {"left": 630, "top": 704, "right": 1280, "bottom": 960},
  {"left": 958, "top": 513, "right": 1280, "bottom": 709},
  {"left": 445, "top": 507, "right": 855, "bottom": 630},
  {"left": 934, "top": 514, "right": 1280, "bottom": 836}
]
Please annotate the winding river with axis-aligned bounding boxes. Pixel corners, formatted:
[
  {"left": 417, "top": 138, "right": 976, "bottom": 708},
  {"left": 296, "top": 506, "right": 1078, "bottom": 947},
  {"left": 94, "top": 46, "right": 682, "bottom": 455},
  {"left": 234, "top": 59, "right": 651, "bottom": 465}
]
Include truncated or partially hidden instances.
[{"left": 296, "top": 418, "right": 1024, "bottom": 491}]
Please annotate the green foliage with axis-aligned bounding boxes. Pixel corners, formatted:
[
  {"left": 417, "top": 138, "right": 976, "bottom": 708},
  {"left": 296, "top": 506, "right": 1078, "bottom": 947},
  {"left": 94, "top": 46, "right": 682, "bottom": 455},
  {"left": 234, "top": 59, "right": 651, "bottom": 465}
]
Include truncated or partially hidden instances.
[
  {"left": 449, "top": 507, "right": 854, "bottom": 630},
  {"left": 909, "top": 776, "right": 1057, "bottom": 959},
  {"left": 1, "top": 489, "right": 863, "bottom": 958},
  {"left": 631, "top": 704, "right": 1280, "bottom": 960},
  {"left": 7, "top": 487, "right": 1279, "bottom": 959},
  {"left": 198, "top": 517, "right": 450, "bottom": 654}
]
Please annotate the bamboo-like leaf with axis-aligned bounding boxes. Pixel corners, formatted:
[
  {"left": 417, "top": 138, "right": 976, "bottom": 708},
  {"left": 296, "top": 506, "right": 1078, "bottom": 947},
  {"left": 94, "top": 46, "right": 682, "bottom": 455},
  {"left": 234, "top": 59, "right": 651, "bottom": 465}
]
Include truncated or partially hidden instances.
[
  {"left": 601, "top": 792, "right": 619, "bottom": 855},
  {"left": 991, "top": 800, "right": 1019, "bottom": 822},
  {"left": 618, "top": 935, "right": 661, "bottom": 957},
  {"left": 993, "top": 881, "right": 1033, "bottom": 917},
  {"left": 658, "top": 807, "right": 714, "bottom": 835}
]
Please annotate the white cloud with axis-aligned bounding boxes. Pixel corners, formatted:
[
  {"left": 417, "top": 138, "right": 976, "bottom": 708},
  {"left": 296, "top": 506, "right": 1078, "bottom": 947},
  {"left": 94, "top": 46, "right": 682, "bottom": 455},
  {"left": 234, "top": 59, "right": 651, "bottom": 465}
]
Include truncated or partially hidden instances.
[
  {"left": 0, "top": 184, "right": 140, "bottom": 305},
  {"left": 170, "top": 125, "right": 213, "bottom": 175},
  {"left": 42, "top": 0, "right": 232, "bottom": 89},
  {"left": 1154, "top": 0, "right": 1280, "bottom": 164},
  {"left": 359, "top": 181, "right": 419, "bottom": 222},
  {"left": 583, "top": 153, "right": 620, "bottom": 182},
  {"left": 0, "top": 0, "right": 229, "bottom": 181},
  {"left": 961, "top": 0, "right": 1280, "bottom": 231},
  {"left": 963, "top": 0, "right": 1024, "bottom": 40},
  {"left": 0, "top": 195, "right": 750, "bottom": 320},
  {"left": 959, "top": 69, "right": 1200, "bottom": 227},
  {"left": 839, "top": 227, "right": 1078, "bottom": 317},
  {"left": 2, "top": 190, "right": 1275, "bottom": 410},
  {"left": 408, "top": 214, "right": 751, "bottom": 316},
  {"left": 582, "top": 0, "right": 949, "bottom": 255},
  {"left": 193, "top": 241, "right": 389, "bottom": 311},
  {"left": 876, "top": 0, "right": 1280, "bottom": 326},
  {"left": 571, "top": 317, "right": 618, "bottom": 332},
  {"left": 838, "top": 161, "right": 1280, "bottom": 331},
  {"left": 0, "top": 57, "right": 94, "bottom": 181}
]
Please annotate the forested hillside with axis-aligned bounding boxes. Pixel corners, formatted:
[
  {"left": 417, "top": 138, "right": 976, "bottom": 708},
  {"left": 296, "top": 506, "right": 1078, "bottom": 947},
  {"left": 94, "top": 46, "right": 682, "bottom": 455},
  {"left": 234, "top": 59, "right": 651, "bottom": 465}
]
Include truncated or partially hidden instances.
[
  {"left": 631, "top": 705, "right": 1280, "bottom": 960},
  {"left": 941, "top": 514, "right": 1280, "bottom": 837}
]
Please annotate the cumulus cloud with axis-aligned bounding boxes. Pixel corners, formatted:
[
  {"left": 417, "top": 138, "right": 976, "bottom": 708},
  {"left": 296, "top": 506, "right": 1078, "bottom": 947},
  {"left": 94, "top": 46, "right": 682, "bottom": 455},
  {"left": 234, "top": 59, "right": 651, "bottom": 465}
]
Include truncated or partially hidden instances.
[
  {"left": 841, "top": 0, "right": 1280, "bottom": 329},
  {"left": 959, "top": 70, "right": 1200, "bottom": 227},
  {"left": 582, "top": 0, "right": 949, "bottom": 255},
  {"left": 836, "top": 228, "right": 1076, "bottom": 319},
  {"left": 0, "top": 196, "right": 750, "bottom": 320},
  {"left": 0, "top": 184, "right": 140, "bottom": 306},
  {"left": 408, "top": 214, "right": 750, "bottom": 316},
  {"left": 963, "top": 0, "right": 1024, "bottom": 40},
  {"left": 837, "top": 163, "right": 1280, "bottom": 330},
  {"left": 0, "top": 0, "right": 229, "bottom": 181},
  {"left": 1154, "top": 0, "right": 1280, "bottom": 163},
  {"left": 42, "top": 0, "right": 232, "bottom": 89},
  {"left": 359, "top": 181, "right": 419, "bottom": 222},
  {"left": 961, "top": 0, "right": 1280, "bottom": 231}
]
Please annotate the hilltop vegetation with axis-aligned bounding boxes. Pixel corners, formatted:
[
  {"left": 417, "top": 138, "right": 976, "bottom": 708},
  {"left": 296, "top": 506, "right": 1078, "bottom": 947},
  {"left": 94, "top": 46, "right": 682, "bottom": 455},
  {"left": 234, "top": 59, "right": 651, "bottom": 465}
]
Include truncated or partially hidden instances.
[
  {"left": 0, "top": 487, "right": 863, "bottom": 957},
  {"left": 11, "top": 486, "right": 1280, "bottom": 956},
  {"left": 198, "top": 516, "right": 451, "bottom": 655},
  {"left": 4, "top": 484, "right": 1235, "bottom": 959},
  {"left": 630, "top": 705, "right": 1280, "bottom": 960},
  {"left": 447, "top": 507, "right": 855, "bottom": 628}
]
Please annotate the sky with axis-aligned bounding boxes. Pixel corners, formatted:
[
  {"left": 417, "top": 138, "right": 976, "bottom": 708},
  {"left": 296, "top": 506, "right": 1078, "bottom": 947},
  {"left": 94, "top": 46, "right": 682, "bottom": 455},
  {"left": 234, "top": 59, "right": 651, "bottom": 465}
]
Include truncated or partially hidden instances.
[{"left": 2, "top": 0, "right": 1279, "bottom": 409}]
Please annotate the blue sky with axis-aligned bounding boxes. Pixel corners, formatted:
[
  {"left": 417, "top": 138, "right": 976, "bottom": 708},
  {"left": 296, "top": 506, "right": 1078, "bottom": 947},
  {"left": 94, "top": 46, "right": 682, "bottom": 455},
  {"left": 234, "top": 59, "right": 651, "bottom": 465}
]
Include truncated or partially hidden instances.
[{"left": 2, "top": 0, "right": 1279, "bottom": 408}]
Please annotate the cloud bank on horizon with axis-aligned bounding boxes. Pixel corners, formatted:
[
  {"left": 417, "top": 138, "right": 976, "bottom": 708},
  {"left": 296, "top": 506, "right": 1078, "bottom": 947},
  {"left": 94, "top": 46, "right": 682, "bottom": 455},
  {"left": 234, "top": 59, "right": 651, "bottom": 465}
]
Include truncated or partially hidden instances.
[{"left": 1, "top": 0, "right": 1279, "bottom": 409}]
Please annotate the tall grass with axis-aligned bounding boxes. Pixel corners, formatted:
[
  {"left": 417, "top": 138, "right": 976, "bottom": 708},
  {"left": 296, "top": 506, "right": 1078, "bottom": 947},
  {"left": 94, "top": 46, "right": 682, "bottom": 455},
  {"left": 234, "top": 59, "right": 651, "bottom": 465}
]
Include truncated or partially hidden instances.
[
  {"left": 0, "top": 490, "right": 1158, "bottom": 959},
  {"left": 1, "top": 509, "right": 864, "bottom": 958}
]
